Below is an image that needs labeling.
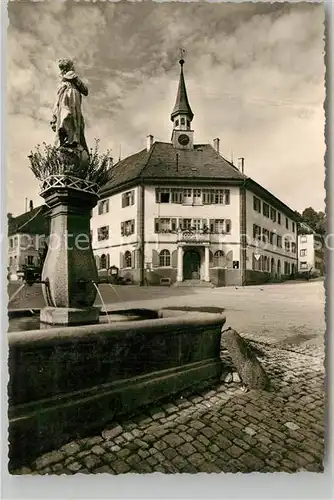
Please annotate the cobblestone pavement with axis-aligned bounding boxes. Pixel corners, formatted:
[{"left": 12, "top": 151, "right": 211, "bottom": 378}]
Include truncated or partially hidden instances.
[{"left": 13, "top": 338, "right": 325, "bottom": 475}]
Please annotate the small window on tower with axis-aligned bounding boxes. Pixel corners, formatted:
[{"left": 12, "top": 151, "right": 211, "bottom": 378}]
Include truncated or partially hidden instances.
[
  {"left": 181, "top": 117, "right": 185, "bottom": 125},
  {"left": 175, "top": 119, "right": 179, "bottom": 127},
  {"left": 187, "top": 120, "right": 190, "bottom": 129}
]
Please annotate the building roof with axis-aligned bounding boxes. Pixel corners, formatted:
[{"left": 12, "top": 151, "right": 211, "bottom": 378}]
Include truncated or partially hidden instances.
[
  {"left": 171, "top": 59, "right": 194, "bottom": 122},
  {"left": 100, "top": 141, "right": 246, "bottom": 195},
  {"left": 7, "top": 205, "right": 49, "bottom": 237}
]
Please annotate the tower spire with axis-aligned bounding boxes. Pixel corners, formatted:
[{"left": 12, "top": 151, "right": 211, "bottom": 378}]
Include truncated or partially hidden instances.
[{"left": 171, "top": 55, "right": 194, "bottom": 123}]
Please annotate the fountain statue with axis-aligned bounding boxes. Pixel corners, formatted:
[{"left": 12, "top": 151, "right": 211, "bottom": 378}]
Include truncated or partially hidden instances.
[{"left": 28, "top": 59, "right": 109, "bottom": 326}]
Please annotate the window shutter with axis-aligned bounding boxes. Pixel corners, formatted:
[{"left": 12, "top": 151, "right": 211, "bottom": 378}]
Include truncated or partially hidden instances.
[
  {"left": 171, "top": 218, "right": 177, "bottom": 232},
  {"left": 121, "top": 222, "right": 124, "bottom": 236},
  {"left": 98, "top": 202, "right": 102, "bottom": 215},
  {"left": 225, "top": 219, "right": 231, "bottom": 234},
  {"left": 202, "top": 218, "right": 208, "bottom": 230},
  {"left": 154, "top": 218, "right": 160, "bottom": 233},
  {"left": 121, "top": 194, "right": 125, "bottom": 208},
  {"left": 131, "top": 219, "right": 135, "bottom": 234},
  {"left": 106, "top": 254, "right": 110, "bottom": 269},
  {"left": 131, "top": 250, "right": 136, "bottom": 268},
  {"left": 225, "top": 190, "right": 230, "bottom": 205},
  {"left": 155, "top": 188, "right": 160, "bottom": 203},
  {"left": 152, "top": 249, "right": 159, "bottom": 268},
  {"left": 119, "top": 252, "right": 124, "bottom": 269},
  {"left": 209, "top": 219, "right": 214, "bottom": 233},
  {"left": 171, "top": 250, "right": 177, "bottom": 268}
]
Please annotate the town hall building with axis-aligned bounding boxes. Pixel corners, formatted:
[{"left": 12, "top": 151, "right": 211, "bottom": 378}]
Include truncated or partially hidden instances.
[{"left": 91, "top": 58, "right": 298, "bottom": 286}]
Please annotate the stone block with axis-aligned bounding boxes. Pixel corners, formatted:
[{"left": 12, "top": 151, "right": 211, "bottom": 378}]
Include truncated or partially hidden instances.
[
  {"left": 221, "top": 328, "right": 270, "bottom": 390},
  {"left": 40, "top": 306, "right": 100, "bottom": 326}
]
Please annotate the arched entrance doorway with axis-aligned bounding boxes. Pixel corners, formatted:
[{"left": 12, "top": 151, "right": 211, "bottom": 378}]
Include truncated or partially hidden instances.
[{"left": 183, "top": 249, "right": 201, "bottom": 280}]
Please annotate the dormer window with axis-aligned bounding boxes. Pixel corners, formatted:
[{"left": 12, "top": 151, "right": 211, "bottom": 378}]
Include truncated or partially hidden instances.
[{"left": 181, "top": 117, "right": 185, "bottom": 126}]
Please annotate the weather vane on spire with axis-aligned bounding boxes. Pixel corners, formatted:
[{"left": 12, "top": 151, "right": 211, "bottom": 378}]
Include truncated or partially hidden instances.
[{"left": 179, "top": 48, "right": 186, "bottom": 65}]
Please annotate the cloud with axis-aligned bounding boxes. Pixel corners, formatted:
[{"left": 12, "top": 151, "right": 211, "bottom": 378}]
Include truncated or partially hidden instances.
[{"left": 6, "top": 1, "right": 325, "bottom": 215}]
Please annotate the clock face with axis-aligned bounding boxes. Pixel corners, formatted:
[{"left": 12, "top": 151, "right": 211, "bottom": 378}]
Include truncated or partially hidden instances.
[{"left": 178, "top": 134, "right": 190, "bottom": 146}]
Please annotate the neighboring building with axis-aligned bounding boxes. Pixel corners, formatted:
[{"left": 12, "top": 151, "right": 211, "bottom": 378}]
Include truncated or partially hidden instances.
[
  {"left": 298, "top": 222, "right": 324, "bottom": 276},
  {"left": 91, "top": 58, "right": 298, "bottom": 286},
  {"left": 7, "top": 202, "right": 49, "bottom": 280}
]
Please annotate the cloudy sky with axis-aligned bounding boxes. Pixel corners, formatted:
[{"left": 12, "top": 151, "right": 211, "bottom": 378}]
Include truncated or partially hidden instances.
[{"left": 6, "top": 0, "right": 325, "bottom": 216}]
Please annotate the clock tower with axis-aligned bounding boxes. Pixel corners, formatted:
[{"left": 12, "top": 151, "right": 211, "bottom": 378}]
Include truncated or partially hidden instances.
[{"left": 171, "top": 58, "right": 194, "bottom": 150}]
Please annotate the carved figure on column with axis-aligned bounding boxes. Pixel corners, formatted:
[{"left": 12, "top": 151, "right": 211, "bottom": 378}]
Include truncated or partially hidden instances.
[{"left": 50, "top": 58, "right": 89, "bottom": 163}]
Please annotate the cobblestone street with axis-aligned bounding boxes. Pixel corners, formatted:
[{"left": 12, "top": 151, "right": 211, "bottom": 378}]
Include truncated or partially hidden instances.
[{"left": 14, "top": 335, "right": 324, "bottom": 475}]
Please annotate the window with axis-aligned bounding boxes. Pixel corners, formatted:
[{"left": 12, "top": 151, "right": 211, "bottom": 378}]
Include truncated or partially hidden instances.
[
  {"left": 98, "top": 225, "right": 109, "bottom": 241},
  {"left": 278, "top": 213, "right": 281, "bottom": 225},
  {"left": 203, "top": 189, "right": 212, "bottom": 205},
  {"left": 263, "top": 202, "right": 270, "bottom": 218},
  {"left": 270, "top": 208, "right": 277, "bottom": 222},
  {"left": 26, "top": 255, "right": 34, "bottom": 265},
  {"left": 213, "top": 189, "right": 229, "bottom": 204},
  {"left": 100, "top": 254, "right": 107, "bottom": 269},
  {"left": 284, "top": 238, "right": 291, "bottom": 252},
  {"left": 213, "top": 250, "right": 225, "bottom": 267},
  {"left": 181, "top": 117, "right": 185, "bottom": 125},
  {"left": 98, "top": 199, "right": 109, "bottom": 215},
  {"left": 253, "top": 224, "right": 261, "bottom": 240},
  {"left": 175, "top": 119, "right": 179, "bottom": 127},
  {"left": 269, "top": 232, "right": 275, "bottom": 245},
  {"left": 154, "top": 218, "right": 177, "bottom": 233},
  {"left": 253, "top": 196, "right": 261, "bottom": 213},
  {"left": 187, "top": 120, "right": 190, "bottom": 129},
  {"left": 171, "top": 188, "right": 183, "bottom": 204},
  {"left": 286, "top": 217, "right": 289, "bottom": 230},
  {"left": 122, "top": 190, "right": 135, "bottom": 207},
  {"left": 300, "top": 249, "right": 307, "bottom": 257},
  {"left": 193, "top": 219, "right": 201, "bottom": 231},
  {"left": 262, "top": 229, "right": 269, "bottom": 243},
  {"left": 9, "top": 238, "right": 13, "bottom": 249},
  {"left": 183, "top": 188, "right": 192, "bottom": 204},
  {"left": 124, "top": 251, "right": 132, "bottom": 268},
  {"left": 156, "top": 188, "right": 170, "bottom": 203},
  {"left": 211, "top": 219, "right": 230, "bottom": 234},
  {"left": 159, "top": 249, "right": 170, "bottom": 267},
  {"left": 300, "top": 261, "right": 308, "bottom": 269},
  {"left": 292, "top": 222, "right": 295, "bottom": 232},
  {"left": 300, "top": 235, "right": 307, "bottom": 243},
  {"left": 180, "top": 218, "right": 192, "bottom": 230},
  {"left": 284, "top": 262, "right": 291, "bottom": 275},
  {"left": 277, "top": 235, "right": 282, "bottom": 248},
  {"left": 291, "top": 242, "right": 296, "bottom": 253},
  {"left": 193, "top": 189, "right": 202, "bottom": 205},
  {"left": 121, "top": 219, "right": 135, "bottom": 236}
]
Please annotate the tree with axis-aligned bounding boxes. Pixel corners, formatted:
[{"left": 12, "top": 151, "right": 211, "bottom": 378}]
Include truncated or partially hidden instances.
[{"left": 300, "top": 207, "right": 326, "bottom": 235}]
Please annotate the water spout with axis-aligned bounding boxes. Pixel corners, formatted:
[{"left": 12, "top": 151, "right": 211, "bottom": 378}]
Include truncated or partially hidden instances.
[
  {"left": 92, "top": 281, "right": 111, "bottom": 323},
  {"left": 8, "top": 283, "right": 26, "bottom": 305}
]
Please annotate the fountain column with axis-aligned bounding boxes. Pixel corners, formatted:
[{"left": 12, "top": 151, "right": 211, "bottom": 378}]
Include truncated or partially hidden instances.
[{"left": 39, "top": 175, "right": 100, "bottom": 326}]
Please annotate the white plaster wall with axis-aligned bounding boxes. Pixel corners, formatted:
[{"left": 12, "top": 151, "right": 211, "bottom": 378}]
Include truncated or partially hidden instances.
[
  {"left": 91, "top": 187, "right": 139, "bottom": 269},
  {"left": 298, "top": 234, "right": 315, "bottom": 271}
]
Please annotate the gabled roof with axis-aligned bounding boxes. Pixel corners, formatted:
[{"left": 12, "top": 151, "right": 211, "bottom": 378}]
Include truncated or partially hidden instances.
[
  {"left": 100, "top": 141, "right": 245, "bottom": 195},
  {"left": 171, "top": 59, "right": 194, "bottom": 122},
  {"left": 8, "top": 205, "right": 49, "bottom": 236}
]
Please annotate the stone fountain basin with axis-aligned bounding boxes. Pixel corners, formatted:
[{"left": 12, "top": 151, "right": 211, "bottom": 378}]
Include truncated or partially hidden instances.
[
  {"left": 8, "top": 308, "right": 226, "bottom": 468},
  {"left": 7, "top": 307, "right": 161, "bottom": 332}
]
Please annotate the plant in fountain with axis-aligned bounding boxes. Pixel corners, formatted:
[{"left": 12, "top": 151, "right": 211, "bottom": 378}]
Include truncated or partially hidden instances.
[{"left": 28, "top": 139, "right": 111, "bottom": 190}]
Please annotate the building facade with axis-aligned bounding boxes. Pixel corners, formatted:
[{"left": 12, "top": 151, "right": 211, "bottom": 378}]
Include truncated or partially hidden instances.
[
  {"left": 91, "top": 59, "right": 298, "bottom": 286},
  {"left": 298, "top": 223, "right": 324, "bottom": 276},
  {"left": 7, "top": 204, "right": 48, "bottom": 280}
]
